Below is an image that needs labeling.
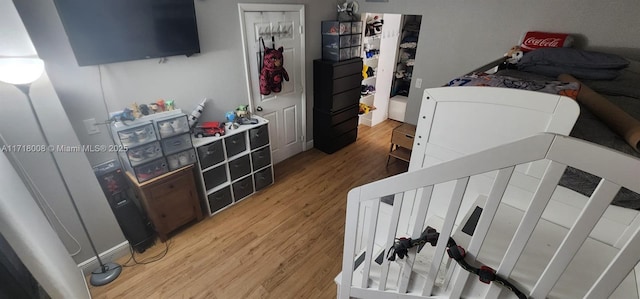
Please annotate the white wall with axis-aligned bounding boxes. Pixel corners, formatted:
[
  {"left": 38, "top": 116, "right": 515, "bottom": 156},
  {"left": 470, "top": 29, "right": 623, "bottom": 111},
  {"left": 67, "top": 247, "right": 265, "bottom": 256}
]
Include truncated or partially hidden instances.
[
  {"left": 358, "top": 0, "right": 640, "bottom": 124},
  {"left": 0, "top": 150, "right": 90, "bottom": 299}
]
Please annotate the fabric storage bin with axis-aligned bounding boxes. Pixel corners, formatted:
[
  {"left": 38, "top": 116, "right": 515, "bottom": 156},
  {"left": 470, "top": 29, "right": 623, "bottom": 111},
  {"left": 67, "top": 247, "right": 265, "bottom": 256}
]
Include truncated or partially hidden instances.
[
  {"left": 232, "top": 176, "right": 254, "bottom": 201},
  {"left": 254, "top": 167, "right": 273, "bottom": 192},
  {"left": 126, "top": 141, "right": 163, "bottom": 167},
  {"left": 203, "top": 164, "right": 227, "bottom": 191},
  {"left": 249, "top": 124, "right": 269, "bottom": 149},
  {"left": 160, "top": 133, "right": 192, "bottom": 155},
  {"left": 131, "top": 158, "right": 168, "bottom": 183},
  {"left": 225, "top": 132, "right": 247, "bottom": 158},
  {"left": 166, "top": 148, "right": 196, "bottom": 171},
  {"left": 197, "top": 140, "right": 224, "bottom": 170},
  {"left": 207, "top": 186, "right": 232, "bottom": 214},
  {"left": 115, "top": 122, "right": 156, "bottom": 148},
  {"left": 154, "top": 114, "right": 189, "bottom": 139},
  {"left": 228, "top": 154, "right": 251, "bottom": 181},
  {"left": 251, "top": 146, "right": 271, "bottom": 171}
]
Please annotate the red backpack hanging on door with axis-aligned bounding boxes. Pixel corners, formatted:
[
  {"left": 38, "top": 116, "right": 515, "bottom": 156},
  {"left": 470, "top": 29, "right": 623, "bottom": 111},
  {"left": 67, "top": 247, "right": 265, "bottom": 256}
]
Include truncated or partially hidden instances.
[{"left": 259, "top": 37, "right": 289, "bottom": 95}]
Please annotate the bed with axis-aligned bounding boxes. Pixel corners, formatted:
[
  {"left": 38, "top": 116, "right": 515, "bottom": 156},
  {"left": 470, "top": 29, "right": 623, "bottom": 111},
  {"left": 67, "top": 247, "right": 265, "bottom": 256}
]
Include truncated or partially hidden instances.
[
  {"left": 450, "top": 47, "right": 640, "bottom": 209},
  {"left": 336, "top": 46, "right": 640, "bottom": 298}
]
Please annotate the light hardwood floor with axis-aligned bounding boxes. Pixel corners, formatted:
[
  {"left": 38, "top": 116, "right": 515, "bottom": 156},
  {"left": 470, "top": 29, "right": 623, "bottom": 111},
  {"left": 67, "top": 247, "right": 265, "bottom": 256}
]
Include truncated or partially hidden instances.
[{"left": 89, "top": 120, "right": 409, "bottom": 298}]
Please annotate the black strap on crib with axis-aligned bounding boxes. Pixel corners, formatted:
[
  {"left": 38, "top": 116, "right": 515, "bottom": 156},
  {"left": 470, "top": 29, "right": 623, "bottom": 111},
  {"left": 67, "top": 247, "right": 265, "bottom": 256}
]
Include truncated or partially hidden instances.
[{"left": 387, "top": 227, "right": 528, "bottom": 299}]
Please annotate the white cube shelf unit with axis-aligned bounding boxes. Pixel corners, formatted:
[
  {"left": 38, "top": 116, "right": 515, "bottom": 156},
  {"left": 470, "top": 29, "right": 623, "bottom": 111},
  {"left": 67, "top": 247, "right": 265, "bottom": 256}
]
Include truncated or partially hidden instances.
[{"left": 191, "top": 116, "right": 274, "bottom": 216}]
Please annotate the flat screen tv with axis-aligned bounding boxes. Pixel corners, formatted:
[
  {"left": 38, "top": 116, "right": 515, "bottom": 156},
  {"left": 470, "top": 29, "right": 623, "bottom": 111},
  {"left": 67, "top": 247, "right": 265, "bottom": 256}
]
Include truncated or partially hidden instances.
[{"left": 54, "top": 0, "right": 200, "bottom": 66}]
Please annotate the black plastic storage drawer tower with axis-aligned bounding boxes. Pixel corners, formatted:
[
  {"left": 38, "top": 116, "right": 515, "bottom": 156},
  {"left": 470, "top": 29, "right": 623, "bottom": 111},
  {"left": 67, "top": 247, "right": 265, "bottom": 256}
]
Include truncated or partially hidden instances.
[{"left": 313, "top": 58, "right": 362, "bottom": 154}]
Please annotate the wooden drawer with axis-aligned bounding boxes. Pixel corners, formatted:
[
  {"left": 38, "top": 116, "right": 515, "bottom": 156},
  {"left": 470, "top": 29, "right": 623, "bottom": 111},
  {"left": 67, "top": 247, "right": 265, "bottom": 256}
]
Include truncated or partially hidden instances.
[
  {"left": 148, "top": 171, "right": 191, "bottom": 198},
  {"left": 391, "top": 124, "right": 416, "bottom": 150},
  {"left": 314, "top": 105, "right": 359, "bottom": 127},
  {"left": 315, "top": 116, "right": 358, "bottom": 139},
  {"left": 333, "top": 73, "right": 362, "bottom": 94},
  {"left": 332, "top": 59, "right": 362, "bottom": 78}
]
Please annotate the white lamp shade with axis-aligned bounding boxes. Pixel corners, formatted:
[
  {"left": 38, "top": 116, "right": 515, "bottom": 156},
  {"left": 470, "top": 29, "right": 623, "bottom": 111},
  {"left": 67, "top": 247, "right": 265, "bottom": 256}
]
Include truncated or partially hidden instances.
[{"left": 0, "top": 57, "right": 45, "bottom": 85}]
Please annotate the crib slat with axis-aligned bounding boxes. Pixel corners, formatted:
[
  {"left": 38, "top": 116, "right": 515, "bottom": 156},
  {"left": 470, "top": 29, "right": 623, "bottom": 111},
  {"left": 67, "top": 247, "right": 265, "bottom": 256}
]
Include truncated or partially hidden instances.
[
  {"left": 379, "top": 193, "right": 405, "bottom": 291},
  {"left": 397, "top": 186, "right": 434, "bottom": 293},
  {"left": 530, "top": 179, "right": 620, "bottom": 298},
  {"left": 361, "top": 198, "right": 381, "bottom": 288},
  {"left": 484, "top": 161, "right": 566, "bottom": 299},
  {"left": 340, "top": 188, "right": 363, "bottom": 298},
  {"left": 585, "top": 225, "right": 640, "bottom": 299},
  {"left": 422, "top": 177, "right": 470, "bottom": 296},
  {"left": 448, "top": 167, "right": 515, "bottom": 298}
]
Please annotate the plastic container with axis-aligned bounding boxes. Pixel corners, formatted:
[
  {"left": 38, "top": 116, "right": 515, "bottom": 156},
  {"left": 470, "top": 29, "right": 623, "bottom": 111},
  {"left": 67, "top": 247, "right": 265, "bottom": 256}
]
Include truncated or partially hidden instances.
[
  {"left": 154, "top": 114, "right": 189, "bottom": 139},
  {"left": 161, "top": 133, "right": 193, "bottom": 155},
  {"left": 166, "top": 148, "right": 197, "bottom": 171},
  {"left": 114, "top": 122, "right": 156, "bottom": 148},
  {"left": 126, "top": 141, "right": 163, "bottom": 167}
]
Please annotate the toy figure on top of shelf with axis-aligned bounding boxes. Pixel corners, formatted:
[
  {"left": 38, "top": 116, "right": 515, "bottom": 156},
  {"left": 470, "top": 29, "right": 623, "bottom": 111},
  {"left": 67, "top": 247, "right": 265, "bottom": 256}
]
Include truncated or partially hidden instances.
[
  {"left": 365, "top": 15, "right": 383, "bottom": 36},
  {"left": 337, "top": 0, "right": 360, "bottom": 21}
]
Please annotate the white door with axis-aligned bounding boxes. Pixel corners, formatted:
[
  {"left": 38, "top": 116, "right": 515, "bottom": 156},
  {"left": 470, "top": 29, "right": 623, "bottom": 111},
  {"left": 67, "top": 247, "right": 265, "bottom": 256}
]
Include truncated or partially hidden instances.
[{"left": 239, "top": 4, "right": 306, "bottom": 164}]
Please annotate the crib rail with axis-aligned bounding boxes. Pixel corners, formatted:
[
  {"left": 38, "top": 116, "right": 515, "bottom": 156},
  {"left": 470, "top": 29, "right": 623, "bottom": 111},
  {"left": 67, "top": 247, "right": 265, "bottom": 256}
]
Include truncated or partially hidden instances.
[{"left": 338, "top": 133, "right": 640, "bottom": 299}]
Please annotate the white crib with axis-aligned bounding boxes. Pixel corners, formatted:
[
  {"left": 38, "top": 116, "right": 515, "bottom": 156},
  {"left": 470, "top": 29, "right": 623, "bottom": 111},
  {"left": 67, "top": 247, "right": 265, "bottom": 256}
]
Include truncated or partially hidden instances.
[{"left": 336, "top": 87, "right": 640, "bottom": 298}]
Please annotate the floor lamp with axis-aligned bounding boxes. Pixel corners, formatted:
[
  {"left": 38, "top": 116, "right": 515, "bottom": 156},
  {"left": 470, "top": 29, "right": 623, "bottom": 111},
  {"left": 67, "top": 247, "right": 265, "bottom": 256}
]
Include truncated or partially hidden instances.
[{"left": 0, "top": 57, "right": 121, "bottom": 286}]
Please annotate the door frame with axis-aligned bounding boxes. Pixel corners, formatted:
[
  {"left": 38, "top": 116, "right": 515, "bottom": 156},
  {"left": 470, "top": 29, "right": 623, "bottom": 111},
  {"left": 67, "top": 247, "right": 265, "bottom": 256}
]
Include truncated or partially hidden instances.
[{"left": 237, "top": 3, "right": 308, "bottom": 152}]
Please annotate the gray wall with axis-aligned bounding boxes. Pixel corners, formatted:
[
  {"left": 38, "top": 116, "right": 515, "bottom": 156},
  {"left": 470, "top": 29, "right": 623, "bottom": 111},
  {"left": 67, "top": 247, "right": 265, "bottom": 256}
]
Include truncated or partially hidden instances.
[
  {"left": 7, "top": 0, "right": 640, "bottom": 267},
  {"left": 358, "top": 0, "right": 640, "bottom": 124},
  {"left": 15, "top": 0, "right": 336, "bottom": 167}
]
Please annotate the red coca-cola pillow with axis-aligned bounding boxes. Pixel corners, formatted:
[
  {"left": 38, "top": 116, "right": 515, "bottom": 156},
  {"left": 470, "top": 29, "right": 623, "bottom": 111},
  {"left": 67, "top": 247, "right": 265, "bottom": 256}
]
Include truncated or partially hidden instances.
[{"left": 520, "top": 31, "right": 574, "bottom": 52}]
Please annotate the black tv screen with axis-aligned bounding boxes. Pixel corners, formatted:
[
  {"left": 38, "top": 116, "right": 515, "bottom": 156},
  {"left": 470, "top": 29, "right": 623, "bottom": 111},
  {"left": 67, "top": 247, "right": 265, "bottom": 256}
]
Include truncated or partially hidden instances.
[{"left": 54, "top": 0, "right": 200, "bottom": 66}]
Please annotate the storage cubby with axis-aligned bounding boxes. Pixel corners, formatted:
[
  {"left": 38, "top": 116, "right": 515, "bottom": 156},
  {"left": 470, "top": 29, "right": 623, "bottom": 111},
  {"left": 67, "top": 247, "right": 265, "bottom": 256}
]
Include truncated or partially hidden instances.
[{"left": 192, "top": 116, "right": 274, "bottom": 216}]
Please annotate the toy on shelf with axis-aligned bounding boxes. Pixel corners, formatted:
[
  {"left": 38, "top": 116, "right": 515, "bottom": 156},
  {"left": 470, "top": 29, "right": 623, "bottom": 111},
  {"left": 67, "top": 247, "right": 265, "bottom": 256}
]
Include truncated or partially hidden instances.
[
  {"left": 188, "top": 98, "right": 208, "bottom": 127},
  {"left": 193, "top": 121, "right": 226, "bottom": 138}
]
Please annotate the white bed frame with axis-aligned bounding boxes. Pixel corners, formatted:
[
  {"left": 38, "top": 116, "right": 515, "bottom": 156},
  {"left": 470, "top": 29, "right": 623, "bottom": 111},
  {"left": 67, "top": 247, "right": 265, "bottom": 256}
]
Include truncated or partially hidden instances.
[{"left": 336, "top": 87, "right": 640, "bottom": 298}]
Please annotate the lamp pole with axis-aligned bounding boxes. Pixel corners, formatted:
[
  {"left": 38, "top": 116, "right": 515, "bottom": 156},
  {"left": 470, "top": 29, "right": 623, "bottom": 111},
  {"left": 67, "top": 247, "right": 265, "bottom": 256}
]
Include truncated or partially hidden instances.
[{"left": 1, "top": 58, "right": 121, "bottom": 286}]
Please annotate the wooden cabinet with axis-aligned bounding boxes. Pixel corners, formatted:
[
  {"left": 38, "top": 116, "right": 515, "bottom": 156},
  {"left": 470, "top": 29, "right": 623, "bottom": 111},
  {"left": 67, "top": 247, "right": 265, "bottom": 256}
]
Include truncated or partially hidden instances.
[
  {"left": 387, "top": 123, "right": 416, "bottom": 165},
  {"left": 313, "top": 58, "right": 362, "bottom": 154},
  {"left": 192, "top": 117, "right": 274, "bottom": 216},
  {"left": 126, "top": 164, "right": 203, "bottom": 241}
]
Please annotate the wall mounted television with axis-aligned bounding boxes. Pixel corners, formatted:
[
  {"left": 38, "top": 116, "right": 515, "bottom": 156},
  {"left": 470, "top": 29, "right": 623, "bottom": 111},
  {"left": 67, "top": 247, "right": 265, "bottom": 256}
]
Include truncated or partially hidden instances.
[{"left": 54, "top": 0, "right": 201, "bottom": 66}]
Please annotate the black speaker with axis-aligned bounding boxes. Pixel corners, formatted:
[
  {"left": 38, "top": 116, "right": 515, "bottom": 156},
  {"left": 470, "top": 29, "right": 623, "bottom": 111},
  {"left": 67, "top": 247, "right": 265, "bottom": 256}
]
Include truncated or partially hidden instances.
[{"left": 93, "top": 160, "right": 155, "bottom": 253}]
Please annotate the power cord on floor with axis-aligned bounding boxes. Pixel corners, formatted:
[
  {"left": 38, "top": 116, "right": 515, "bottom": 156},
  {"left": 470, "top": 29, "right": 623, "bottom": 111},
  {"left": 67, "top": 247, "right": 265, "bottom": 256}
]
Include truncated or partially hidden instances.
[{"left": 122, "top": 239, "right": 171, "bottom": 267}]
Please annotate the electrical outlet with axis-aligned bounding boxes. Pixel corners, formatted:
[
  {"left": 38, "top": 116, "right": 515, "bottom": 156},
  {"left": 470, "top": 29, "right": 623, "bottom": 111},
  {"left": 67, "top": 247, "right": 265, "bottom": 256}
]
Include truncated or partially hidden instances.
[
  {"left": 415, "top": 78, "right": 423, "bottom": 89},
  {"left": 83, "top": 118, "right": 100, "bottom": 135}
]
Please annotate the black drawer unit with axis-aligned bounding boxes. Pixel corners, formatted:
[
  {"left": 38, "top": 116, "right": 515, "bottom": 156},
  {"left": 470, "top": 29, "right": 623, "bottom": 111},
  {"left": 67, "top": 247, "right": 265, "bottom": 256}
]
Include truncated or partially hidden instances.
[
  {"left": 228, "top": 154, "right": 251, "bottom": 181},
  {"left": 225, "top": 131, "right": 247, "bottom": 158},
  {"left": 208, "top": 186, "right": 232, "bottom": 214},
  {"left": 249, "top": 124, "right": 269, "bottom": 150},
  {"left": 313, "top": 58, "right": 362, "bottom": 154},
  {"left": 232, "top": 176, "right": 254, "bottom": 201},
  {"left": 197, "top": 140, "right": 224, "bottom": 170},
  {"left": 251, "top": 146, "right": 271, "bottom": 171},
  {"left": 254, "top": 167, "right": 273, "bottom": 192}
]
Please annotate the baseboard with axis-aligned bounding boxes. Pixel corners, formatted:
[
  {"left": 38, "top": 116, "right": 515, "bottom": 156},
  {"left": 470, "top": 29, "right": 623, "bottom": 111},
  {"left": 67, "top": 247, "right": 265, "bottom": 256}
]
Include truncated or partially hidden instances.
[
  {"left": 77, "top": 241, "right": 130, "bottom": 276},
  {"left": 306, "top": 139, "right": 314, "bottom": 150}
]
